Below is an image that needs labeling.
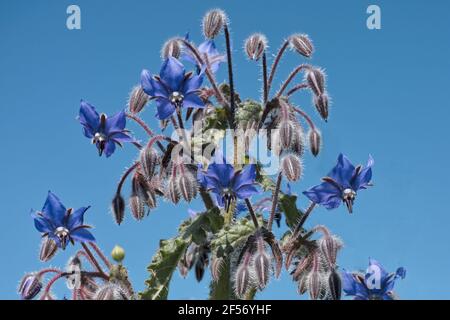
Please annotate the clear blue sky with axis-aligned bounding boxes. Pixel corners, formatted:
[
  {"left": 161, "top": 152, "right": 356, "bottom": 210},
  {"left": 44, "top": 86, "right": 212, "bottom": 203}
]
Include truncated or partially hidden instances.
[{"left": 1, "top": 0, "right": 449, "bottom": 300}]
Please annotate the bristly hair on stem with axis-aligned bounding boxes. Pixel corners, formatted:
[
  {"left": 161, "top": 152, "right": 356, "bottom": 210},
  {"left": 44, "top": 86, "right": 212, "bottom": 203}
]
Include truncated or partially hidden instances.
[
  {"left": 262, "top": 51, "right": 269, "bottom": 105},
  {"left": 267, "top": 172, "right": 283, "bottom": 231},
  {"left": 224, "top": 24, "right": 236, "bottom": 128}
]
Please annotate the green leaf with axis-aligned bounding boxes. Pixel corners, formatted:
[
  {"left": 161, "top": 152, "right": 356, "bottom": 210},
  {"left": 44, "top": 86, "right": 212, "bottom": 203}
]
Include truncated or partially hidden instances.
[
  {"left": 179, "top": 208, "right": 224, "bottom": 245},
  {"left": 279, "top": 193, "right": 304, "bottom": 229},
  {"left": 139, "top": 237, "right": 188, "bottom": 300},
  {"left": 211, "top": 218, "right": 257, "bottom": 254}
]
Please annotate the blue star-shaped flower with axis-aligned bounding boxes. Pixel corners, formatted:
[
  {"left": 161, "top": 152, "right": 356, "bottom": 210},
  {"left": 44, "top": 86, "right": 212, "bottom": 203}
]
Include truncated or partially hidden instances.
[
  {"left": 198, "top": 162, "right": 259, "bottom": 212},
  {"left": 31, "top": 192, "right": 95, "bottom": 249},
  {"left": 182, "top": 38, "right": 226, "bottom": 74},
  {"left": 303, "top": 154, "right": 374, "bottom": 213},
  {"left": 78, "top": 101, "right": 134, "bottom": 157},
  {"left": 342, "top": 258, "right": 406, "bottom": 300},
  {"left": 140, "top": 57, "right": 205, "bottom": 120}
]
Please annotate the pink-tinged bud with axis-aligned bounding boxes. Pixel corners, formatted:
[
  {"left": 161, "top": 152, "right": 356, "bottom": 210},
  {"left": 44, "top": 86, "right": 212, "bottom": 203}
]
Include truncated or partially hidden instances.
[
  {"left": 281, "top": 153, "right": 302, "bottom": 182},
  {"left": 80, "top": 276, "right": 99, "bottom": 300},
  {"left": 211, "top": 256, "right": 224, "bottom": 283},
  {"left": 279, "top": 120, "right": 295, "bottom": 150},
  {"left": 307, "top": 270, "right": 321, "bottom": 300},
  {"left": 314, "top": 93, "right": 329, "bottom": 121},
  {"left": 289, "top": 34, "right": 314, "bottom": 58},
  {"left": 253, "top": 252, "right": 270, "bottom": 289},
  {"left": 234, "top": 264, "right": 251, "bottom": 298},
  {"left": 328, "top": 270, "right": 342, "bottom": 300},
  {"left": 178, "top": 259, "right": 189, "bottom": 278},
  {"left": 167, "top": 178, "right": 180, "bottom": 204},
  {"left": 297, "top": 275, "right": 308, "bottom": 295},
  {"left": 129, "top": 194, "right": 145, "bottom": 221},
  {"left": 93, "top": 283, "right": 130, "bottom": 300},
  {"left": 18, "top": 273, "right": 42, "bottom": 300},
  {"left": 140, "top": 147, "right": 160, "bottom": 180},
  {"left": 176, "top": 170, "right": 198, "bottom": 202},
  {"left": 308, "top": 129, "right": 321, "bottom": 157},
  {"left": 111, "top": 193, "right": 125, "bottom": 225},
  {"left": 306, "top": 68, "right": 326, "bottom": 96},
  {"left": 318, "top": 235, "right": 343, "bottom": 268},
  {"left": 128, "top": 86, "right": 149, "bottom": 114},
  {"left": 161, "top": 38, "right": 181, "bottom": 59},
  {"left": 244, "top": 33, "right": 267, "bottom": 61},
  {"left": 39, "top": 236, "right": 58, "bottom": 262},
  {"left": 202, "top": 9, "right": 227, "bottom": 39}
]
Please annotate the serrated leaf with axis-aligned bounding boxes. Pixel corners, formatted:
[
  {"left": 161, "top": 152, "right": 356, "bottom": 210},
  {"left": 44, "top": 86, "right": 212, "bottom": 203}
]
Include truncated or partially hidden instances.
[
  {"left": 211, "top": 218, "right": 257, "bottom": 255},
  {"left": 179, "top": 208, "right": 223, "bottom": 245},
  {"left": 139, "top": 237, "right": 188, "bottom": 300}
]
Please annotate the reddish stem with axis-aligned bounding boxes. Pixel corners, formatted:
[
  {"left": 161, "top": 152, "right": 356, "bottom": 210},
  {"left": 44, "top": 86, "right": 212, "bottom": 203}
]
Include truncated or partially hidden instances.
[
  {"left": 126, "top": 113, "right": 154, "bottom": 136},
  {"left": 89, "top": 242, "right": 112, "bottom": 270}
]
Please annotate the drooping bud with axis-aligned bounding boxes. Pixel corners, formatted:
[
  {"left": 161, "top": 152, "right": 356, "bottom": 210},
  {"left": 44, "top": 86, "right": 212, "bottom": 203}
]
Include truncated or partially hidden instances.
[
  {"left": 178, "top": 259, "right": 189, "bottom": 278},
  {"left": 318, "top": 235, "right": 343, "bottom": 268},
  {"left": 93, "top": 283, "right": 129, "bottom": 300},
  {"left": 281, "top": 153, "right": 302, "bottom": 182},
  {"left": 140, "top": 147, "right": 160, "bottom": 180},
  {"left": 211, "top": 256, "right": 224, "bottom": 283},
  {"left": 253, "top": 251, "right": 270, "bottom": 289},
  {"left": 306, "top": 68, "right": 326, "bottom": 96},
  {"left": 307, "top": 253, "right": 322, "bottom": 300},
  {"left": 161, "top": 38, "right": 181, "bottom": 59},
  {"left": 328, "top": 269, "right": 342, "bottom": 300},
  {"left": 297, "top": 275, "right": 308, "bottom": 295},
  {"left": 129, "top": 194, "right": 145, "bottom": 221},
  {"left": 278, "top": 120, "right": 295, "bottom": 150},
  {"left": 81, "top": 275, "right": 99, "bottom": 300},
  {"left": 39, "top": 236, "right": 58, "bottom": 262},
  {"left": 308, "top": 129, "right": 321, "bottom": 157},
  {"left": 314, "top": 93, "right": 329, "bottom": 121},
  {"left": 202, "top": 9, "right": 227, "bottom": 39},
  {"left": 289, "top": 34, "right": 314, "bottom": 58},
  {"left": 111, "top": 245, "right": 126, "bottom": 263},
  {"left": 244, "top": 33, "right": 267, "bottom": 61},
  {"left": 234, "top": 256, "right": 252, "bottom": 298},
  {"left": 18, "top": 273, "right": 42, "bottom": 300},
  {"left": 176, "top": 170, "right": 198, "bottom": 202},
  {"left": 111, "top": 193, "right": 125, "bottom": 225},
  {"left": 66, "top": 256, "right": 82, "bottom": 290},
  {"left": 128, "top": 86, "right": 149, "bottom": 114},
  {"left": 167, "top": 178, "right": 180, "bottom": 204}
]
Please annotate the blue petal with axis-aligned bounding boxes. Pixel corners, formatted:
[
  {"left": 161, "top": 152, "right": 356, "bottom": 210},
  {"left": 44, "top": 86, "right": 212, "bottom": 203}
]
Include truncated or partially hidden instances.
[
  {"left": 42, "top": 192, "right": 67, "bottom": 227},
  {"left": 303, "top": 182, "right": 342, "bottom": 209},
  {"left": 109, "top": 131, "right": 134, "bottom": 143},
  {"left": 183, "top": 93, "right": 205, "bottom": 109},
  {"left": 396, "top": 267, "right": 406, "bottom": 279},
  {"left": 159, "top": 57, "right": 185, "bottom": 92},
  {"left": 31, "top": 211, "right": 53, "bottom": 233},
  {"left": 232, "top": 164, "right": 256, "bottom": 191},
  {"left": 141, "top": 69, "right": 168, "bottom": 97},
  {"left": 155, "top": 98, "right": 176, "bottom": 120},
  {"left": 207, "top": 164, "right": 235, "bottom": 189},
  {"left": 104, "top": 140, "right": 116, "bottom": 157},
  {"left": 353, "top": 155, "right": 374, "bottom": 190},
  {"left": 328, "top": 154, "right": 355, "bottom": 187},
  {"left": 235, "top": 184, "right": 259, "bottom": 199},
  {"left": 182, "top": 74, "right": 204, "bottom": 95},
  {"left": 67, "top": 206, "right": 90, "bottom": 230},
  {"left": 70, "top": 228, "right": 95, "bottom": 243},
  {"left": 341, "top": 271, "right": 358, "bottom": 295},
  {"left": 79, "top": 100, "right": 100, "bottom": 133},
  {"left": 105, "top": 111, "right": 126, "bottom": 133}
]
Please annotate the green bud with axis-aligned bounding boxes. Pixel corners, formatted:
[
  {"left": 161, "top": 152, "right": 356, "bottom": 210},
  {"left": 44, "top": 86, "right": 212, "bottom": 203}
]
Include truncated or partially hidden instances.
[{"left": 111, "top": 245, "right": 125, "bottom": 263}]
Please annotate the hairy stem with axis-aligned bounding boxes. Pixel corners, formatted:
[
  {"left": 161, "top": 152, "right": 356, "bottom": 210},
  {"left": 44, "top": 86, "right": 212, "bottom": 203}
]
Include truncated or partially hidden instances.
[
  {"left": 89, "top": 242, "right": 112, "bottom": 270},
  {"left": 224, "top": 24, "right": 236, "bottom": 128},
  {"left": 81, "top": 243, "right": 107, "bottom": 278},
  {"left": 262, "top": 51, "right": 269, "bottom": 105},
  {"left": 286, "top": 83, "right": 309, "bottom": 98},
  {"left": 292, "top": 202, "right": 316, "bottom": 237},
  {"left": 276, "top": 64, "right": 311, "bottom": 98},
  {"left": 267, "top": 40, "right": 289, "bottom": 94},
  {"left": 126, "top": 113, "right": 154, "bottom": 136},
  {"left": 293, "top": 106, "right": 316, "bottom": 130},
  {"left": 267, "top": 172, "right": 283, "bottom": 231},
  {"left": 245, "top": 198, "right": 259, "bottom": 228},
  {"left": 116, "top": 162, "right": 139, "bottom": 195},
  {"left": 200, "top": 188, "right": 215, "bottom": 210}
]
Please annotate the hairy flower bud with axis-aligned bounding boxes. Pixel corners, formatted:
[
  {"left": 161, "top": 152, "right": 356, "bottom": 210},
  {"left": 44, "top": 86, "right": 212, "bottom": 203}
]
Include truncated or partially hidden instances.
[
  {"left": 167, "top": 178, "right": 180, "bottom": 204},
  {"left": 253, "top": 251, "right": 270, "bottom": 289},
  {"left": 307, "top": 270, "right": 321, "bottom": 300},
  {"left": 281, "top": 153, "right": 302, "bottom": 182},
  {"left": 211, "top": 256, "right": 224, "bottom": 283},
  {"left": 244, "top": 33, "right": 267, "bottom": 61},
  {"left": 80, "top": 275, "right": 99, "bottom": 300},
  {"left": 306, "top": 68, "right": 326, "bottom": 96},
  {"left": 129, "top": 194, "right": 145, "bottom": 221},
  {"left": 18, "top": 273, "right": 42, "bottom": 300},
  {"left": 161, "top": 38, "right": 181, "bottom": 59},
  {"left": 93, "top": 283, "right": 129, "bottom": 300},
  {"left": 66, "top": 256, "right": 82, "bottom": 290},
  {"left": 328, "top": 269, "right": 342, "bottom": 300},
  {"left": 140, "top": 147, "right": 159, "bottom": 180},
  {"left": 278, "top": 120, "right": 295, "bottom": 150},
  {"left": 289, "top": 34, "right": 314, "bottom": 57},
  {"left": 111, "top": 193, "right": 125, "bottom": 225},
  {"left": 234, "top": 264, "right": 251, "bottom": 298},
  {"left": 202, "top": 9, "right": 226, "bottom": 39},
  {"left": 318, "top": 235, "right": 342, "bottom": 268},
  {"left": 176, "top": 170, "right": 198, "bottom": 202},
  {"left": 111, "top": 245, "right": 125, "bottom": 263},
  {"left": 308, "top": 129, "right": 321, "bottom": 157},
  {"left": 128, "top": 85, "right": 149, "bottom": 114},
  {"left": 314, "top": 93, "right": 329, "bottom": 121},
  {"left": 39, "top": 236, "right": 58, "bottom": 262}
]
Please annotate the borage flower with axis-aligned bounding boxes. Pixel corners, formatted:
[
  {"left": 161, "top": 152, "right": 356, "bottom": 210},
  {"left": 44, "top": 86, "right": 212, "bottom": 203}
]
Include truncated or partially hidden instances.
[
  {"left": 78, "top": 101, "right": 134, "bottom": 157},
  {"left": 31, "top": 192, "right": 95, "bottom": 249},
  {"left": 141, "top": 57, "right": 205, "bottom": 120},
  {"left": 342, "top": 258, "right": 406, "bottom": 300},
  {"left": 198, "top": 162, "right": 259, "bottom": 212},
  {"left": 303, "top": 154, "right": 374, "bottom": 213},
  {"left": 182, "top": 36, "right": 225, "bottom": 73}
]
